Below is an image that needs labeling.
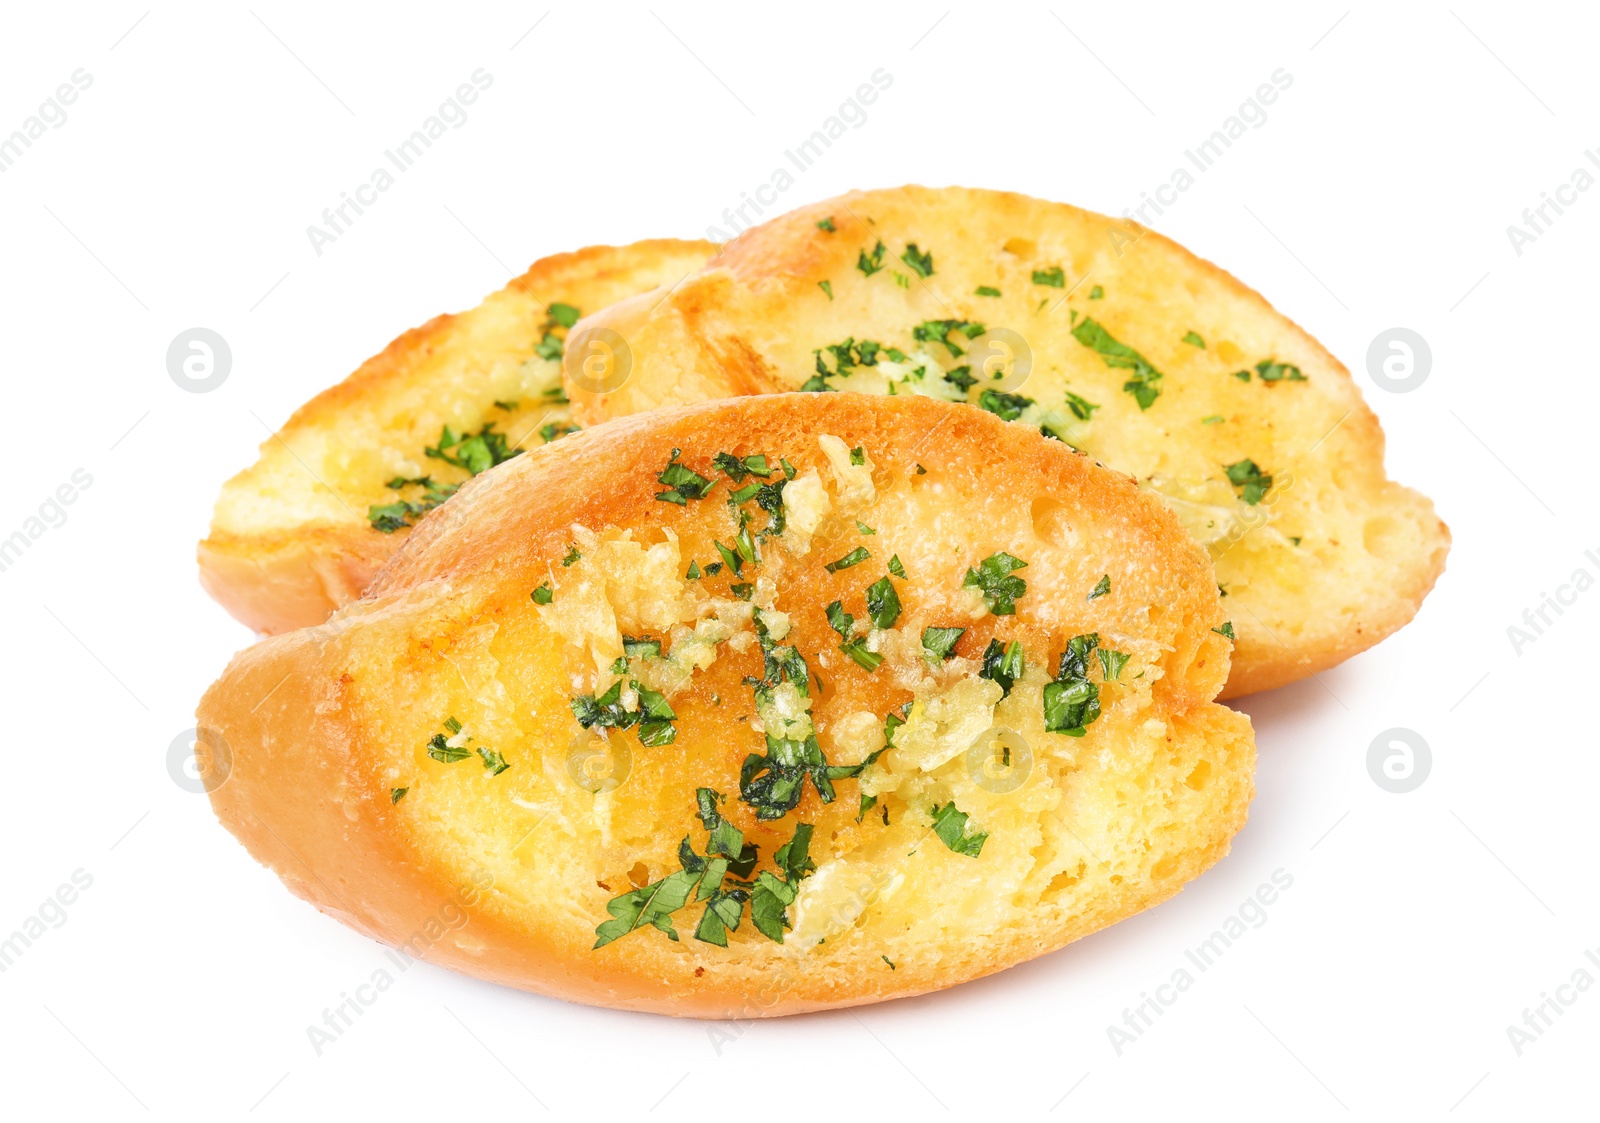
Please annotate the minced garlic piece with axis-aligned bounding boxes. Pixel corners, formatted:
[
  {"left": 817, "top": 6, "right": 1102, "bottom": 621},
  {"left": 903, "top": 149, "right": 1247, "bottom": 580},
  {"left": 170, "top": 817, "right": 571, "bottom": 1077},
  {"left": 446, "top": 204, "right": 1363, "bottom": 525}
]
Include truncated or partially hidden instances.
[{"left": 818, "top": 434, "right": 875, "bottom": 508}]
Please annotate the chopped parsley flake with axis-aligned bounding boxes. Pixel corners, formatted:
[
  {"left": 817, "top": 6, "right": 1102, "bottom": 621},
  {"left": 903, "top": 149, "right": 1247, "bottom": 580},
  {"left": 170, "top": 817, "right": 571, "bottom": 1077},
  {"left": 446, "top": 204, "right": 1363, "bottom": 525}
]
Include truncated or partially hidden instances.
[
  {"left": 570, "top": 681, "right": 677, "bottom": 746},
  {"left": 857, "top": 240, "right": 887, "bottom": 276},
  {"left": 976, "top": 285, "right": 1001, "bottom": 297},
  {"left": 1224, "top": 459, "right": 1273, "bottom": 505},
  {"left": 979, "top": 388, "right": 1034, "bottom": 421},
  {"left": 1202, "top": 414, "right": 1225, "bottom": 425},
  {"left": 546, "top": 303, "right": 580, "bottom": 329},
  {"left": 930, "top": 802, "right": 988, "bottom": 857},
  {"left": 655, "top": 448, "right": 715, "bottom": 504},
  {"left": 531, "top": 583, "right": 553, "bottom": 604},
  {"left": 818, "top": 279, "right": 833, "bottom": 300},
  {"left": 816, "top": 217, "right": 836, "bottom": 232},
  {"left": 1071, "top": 318, "right": 1164, "bottom": 410},
  {"left": 476, "top": 746, "right": 511, "bottom": 776},
  {"left": 826, "top": 547, "right": 871, "bottom": 573},
  {"left": 561, "top": 544, "right": 581, "bottom": 567},
  {"left": 944, "top": 365, "right": 978, "bottom": 393},
  {"left": 540, "top": 422, "right": 579, "bottom": 443},
  {"left": 1214, "top": 621, "right": 1236, "bottom": 640},
  {"left": 1255, "top": 360, "right": 1307, "bottom": 383},
  {"left": 1182, "top": 331, "right": 1205, "bottom": 348},
  {"left": 900, "top": 244, "right": 934, "bottom": 278},
  {"left": 979, "top": 638, "right": 1025, "bottom": 697},
  {"left": 1087, "top": 574, "right": 1111, "bottom": 601},
  {"left": 712, "top": 451, "right": 774, "bottom": 482},
  {"left": 1064, "top": 390, "right": 1100, "bottom": 421},
  {"left": 888, "top": 554, "right": 906, "bottom": 578},
  {"left": 913, "top": 319, "right": 986, "bottom": 358},
  {"left": 1089, "top": 285, "right": 1104, "bottom": 299},
  {"left": 390, "top": 787, "right": 408, "bottom": 803},
  {"left": 865, "top": 577, "right": 901, "bottom": 629},
  {"left": 593, "top": 868, "right": 701, "bottom": 947},
  {"left": 1098, "top": 648, "right": 1131, "bottom": 681},
  {"left": 1032, "top": 266, "right": 1065, "bottom": 287},
  {"left": 1043, "top": 633, "right": 1101, "bottom": 736},
  {"left": 921, "top": 626, "right": 965, "bottom": 662},
  {"left": 426, "top": 716, "right": 472, "bottom": 763},
  {"left": 368, "top": 475, "right": 460, "bottom": 533},
  {"left": 963, "top": 552, "right": 1028, "bottom": 615}
]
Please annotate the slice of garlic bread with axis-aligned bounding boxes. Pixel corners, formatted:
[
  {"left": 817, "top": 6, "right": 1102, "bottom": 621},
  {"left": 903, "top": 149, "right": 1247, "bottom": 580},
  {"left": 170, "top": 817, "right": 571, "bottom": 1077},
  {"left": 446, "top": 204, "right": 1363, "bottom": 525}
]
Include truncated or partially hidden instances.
[
  {"left": 199, "top": 238, "right": 717, "bottom": 635},
  {"left": 566, "top": 186, "right": 1449, "bottom": 697},
  {"left": 197, "top": 393, "right": 1253, "bottom": 1017}
]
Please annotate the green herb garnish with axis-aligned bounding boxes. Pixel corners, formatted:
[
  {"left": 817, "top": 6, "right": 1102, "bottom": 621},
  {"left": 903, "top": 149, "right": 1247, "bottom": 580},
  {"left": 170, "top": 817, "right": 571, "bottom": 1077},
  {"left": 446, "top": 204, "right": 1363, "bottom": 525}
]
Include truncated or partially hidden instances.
[
  {"left": 913, "top": 319, "right": 985, "bottom": 358},
  {"left": 1043, "top": 633, "right": 1101, "bottom": 737},
  {"left": 1087, "top": 574, "right": 1110, "bottom": 601},
  {"left": 865, "top": 577, "right": 901, "bottom": 629},
  {"left": 1063, "top": 390, "right": 1100, "bottom": 420},
  {"left": 1097, "top": 648, "right": 1131, "bottom": 681},
  {"left": 963, "top": 552, "right": 1028, "bottom": 615},
  {"left": 979, "top": 389, "right": 1033, "bottom": 421},
  {"left": 1071, "top": 317, "right": 1163, "bottom": 410},
  {"left": 930, "top": 802, "right": 988, "bottom": 857},
  {"left": 826, "top": 547, "right": 871, "bottom": 573},
  {"left": 900, "top": 244, "right": 934, "bottom": 278},
  {"left": 857, "top": 240, "right": 886, "bottom": 276},
  {"left": 1224, "top": 459, "right": 1273, "bottom": 505},
  {"left": 921, "top": 626, "right": 965, "bottom": 662},
  {"left": 979, "top": 638, "right": 1025, "bottom": 697}
]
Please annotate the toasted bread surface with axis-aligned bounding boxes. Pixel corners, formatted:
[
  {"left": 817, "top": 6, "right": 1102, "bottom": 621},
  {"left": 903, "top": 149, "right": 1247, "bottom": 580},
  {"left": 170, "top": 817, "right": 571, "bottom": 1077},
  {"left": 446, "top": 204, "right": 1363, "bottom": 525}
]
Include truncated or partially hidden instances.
[
  {"left": 567, "top": 187, "right": 1449, "bottom": 697},
  {"left": 199, "top": 238, "right": 717, "bottom": 634},
  {"left": 198, "top": 393, "right": 1253, "bottom": 1016}
]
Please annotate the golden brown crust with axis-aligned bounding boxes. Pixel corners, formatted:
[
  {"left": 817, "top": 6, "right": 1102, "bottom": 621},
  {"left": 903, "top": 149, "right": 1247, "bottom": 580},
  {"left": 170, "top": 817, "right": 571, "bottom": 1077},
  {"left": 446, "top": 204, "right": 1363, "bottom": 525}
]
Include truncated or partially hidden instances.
[
  {"left": 199, "top": 238, "right": 717, "bottom": 635},
  {"left": 200, "top": 394, "right": 1254, "bottom": 1016},
  {"left": 566, "top": 186, "right": 1449, "bottom": 698}
]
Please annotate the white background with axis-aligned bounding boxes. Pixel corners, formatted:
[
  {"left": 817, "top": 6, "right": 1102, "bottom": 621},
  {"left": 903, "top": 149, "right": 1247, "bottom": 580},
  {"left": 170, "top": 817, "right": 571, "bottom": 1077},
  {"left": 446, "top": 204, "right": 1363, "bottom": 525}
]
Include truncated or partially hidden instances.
[{"left": 1, "top": 2, "right": 1595, "bottom": 1118}]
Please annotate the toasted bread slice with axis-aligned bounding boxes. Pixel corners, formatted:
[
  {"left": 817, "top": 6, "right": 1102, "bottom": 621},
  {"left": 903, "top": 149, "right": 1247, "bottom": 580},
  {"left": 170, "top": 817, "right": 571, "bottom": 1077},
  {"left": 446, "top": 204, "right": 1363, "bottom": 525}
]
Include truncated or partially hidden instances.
[
  {"left": 566, "top": 187, "right": 1449, "bottom": 697},
  {"left": 199, "top": 238, "right": 717, "bottom": 635},
  {"left": 197, "top": 393, "right": 1253, "bottom": 1017}
]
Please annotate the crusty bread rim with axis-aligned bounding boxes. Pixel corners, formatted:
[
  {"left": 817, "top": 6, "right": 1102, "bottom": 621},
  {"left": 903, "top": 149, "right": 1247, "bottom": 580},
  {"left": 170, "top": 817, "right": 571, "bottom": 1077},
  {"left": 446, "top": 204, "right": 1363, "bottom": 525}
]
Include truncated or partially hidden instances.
[
  {"left": 200, "top": 393, "right": 1254, "bottom": 1017},
  {"left": 562, "top": 185, "right": 1450, "bottom": 700},
  {"left": 199, "top": 238, "right": 717, "bottom": 636}
]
